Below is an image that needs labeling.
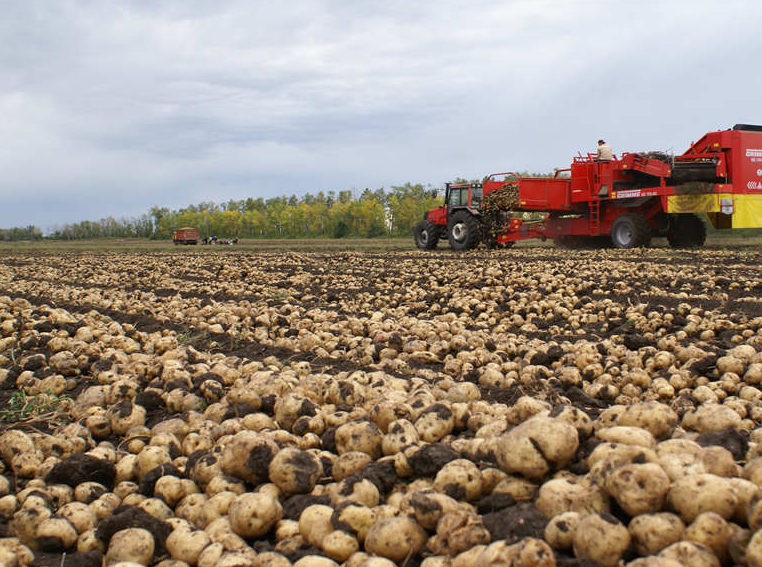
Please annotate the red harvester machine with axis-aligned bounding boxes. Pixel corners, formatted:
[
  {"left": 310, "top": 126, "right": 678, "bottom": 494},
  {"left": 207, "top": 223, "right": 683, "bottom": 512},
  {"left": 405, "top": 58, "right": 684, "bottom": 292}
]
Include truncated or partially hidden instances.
[
  {"left": 413, "top": 124, "right": 762, "bottom": 250},
  {"left": 173, "top": 227, "right": 200, "bottom": 245}
]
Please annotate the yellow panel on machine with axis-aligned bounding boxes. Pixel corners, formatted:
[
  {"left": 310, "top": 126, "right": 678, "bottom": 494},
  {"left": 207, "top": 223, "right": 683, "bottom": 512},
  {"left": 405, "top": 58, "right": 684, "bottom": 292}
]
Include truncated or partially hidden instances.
[
  {"left": 667, "top": 193, "right": 762, "bottom": 229},
  {"left": 666, "top": 194, "right": 721, "bottom": 214},
  {"left": 731, "top": 194, "right": 762, "bottom": 228}
]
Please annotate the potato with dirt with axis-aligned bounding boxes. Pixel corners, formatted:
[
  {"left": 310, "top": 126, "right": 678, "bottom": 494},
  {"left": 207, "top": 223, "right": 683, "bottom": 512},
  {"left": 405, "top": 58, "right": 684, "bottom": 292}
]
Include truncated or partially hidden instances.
[
  {"left": 364, "top": 516, "right": 427, "bottom": 563},
  {"left": 496, "top": 416, "right": 579, "bottom": 480},
  {"left": 572, "top": 513, "right": 630, "bottom": 567}
]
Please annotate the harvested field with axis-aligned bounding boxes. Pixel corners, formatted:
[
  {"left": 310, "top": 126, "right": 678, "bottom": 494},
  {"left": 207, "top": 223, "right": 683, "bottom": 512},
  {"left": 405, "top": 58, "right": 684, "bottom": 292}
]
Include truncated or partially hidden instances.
[{"left": 2, "top": 246, "right": 762, "bottom": 567}]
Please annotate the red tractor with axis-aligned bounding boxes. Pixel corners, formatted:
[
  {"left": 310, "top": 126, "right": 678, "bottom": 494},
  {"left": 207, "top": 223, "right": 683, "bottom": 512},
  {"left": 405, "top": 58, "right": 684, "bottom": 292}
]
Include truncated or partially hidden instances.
[{"left": 414, "top": 124, "right": 762, "bottom": 250}]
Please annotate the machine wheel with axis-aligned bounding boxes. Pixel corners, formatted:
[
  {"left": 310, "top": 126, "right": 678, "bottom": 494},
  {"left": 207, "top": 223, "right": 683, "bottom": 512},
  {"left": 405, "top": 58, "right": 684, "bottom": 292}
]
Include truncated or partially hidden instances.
[
  {"left": 447, "top": 211, "right": 481, "bottom": 251},
  {"left": 667, "top": 214, "right": 707, "bottom": 248},
  {"left": 413, "top": 220, "right": 441, "bottom": 249},
  {"left": 553, "top": 235, "right": 583, "bottom": 249},
  {"left": 610, "top": 214, "right": 651, "bottom": 248}
]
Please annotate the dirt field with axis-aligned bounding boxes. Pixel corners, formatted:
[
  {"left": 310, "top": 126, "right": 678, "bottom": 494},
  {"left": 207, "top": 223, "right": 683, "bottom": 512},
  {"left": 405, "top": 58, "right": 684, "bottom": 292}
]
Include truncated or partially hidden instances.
[{"left": 2, "top": 243, "right": 762, "bottom": 566}]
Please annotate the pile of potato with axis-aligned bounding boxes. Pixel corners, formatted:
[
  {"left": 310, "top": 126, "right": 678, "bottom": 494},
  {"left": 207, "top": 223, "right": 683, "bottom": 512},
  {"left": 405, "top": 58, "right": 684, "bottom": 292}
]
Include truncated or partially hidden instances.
[
  {"left": 1, "top": 248, "right": 762, "bottom": 567},
  {"left": 481, "top": 185, "right": 519, "bottom": 213}
]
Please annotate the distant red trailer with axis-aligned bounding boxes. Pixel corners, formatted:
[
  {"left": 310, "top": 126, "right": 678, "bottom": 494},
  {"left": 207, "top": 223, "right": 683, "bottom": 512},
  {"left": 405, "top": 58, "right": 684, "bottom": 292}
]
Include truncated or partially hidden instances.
[
  {"left": 173, "top": 227, "right": 199, "bottom": 245},
  {"left": 414, "top": 124, "right": 762, "bottom": 250}
]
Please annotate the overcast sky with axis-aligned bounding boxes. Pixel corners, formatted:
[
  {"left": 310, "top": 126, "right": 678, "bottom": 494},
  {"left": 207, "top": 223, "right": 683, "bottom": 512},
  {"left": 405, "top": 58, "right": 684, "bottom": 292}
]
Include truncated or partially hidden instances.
[{"left": 1, "top": 0, "right": 761, "bottom": 230}]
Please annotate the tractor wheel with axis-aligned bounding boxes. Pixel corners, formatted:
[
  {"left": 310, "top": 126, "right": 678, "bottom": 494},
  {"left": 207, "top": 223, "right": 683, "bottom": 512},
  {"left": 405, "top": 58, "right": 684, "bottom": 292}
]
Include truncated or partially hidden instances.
[
  {"left": 610, "top": 214, "right": 651, "bottom": 248},
  {"left": 413, "top": 220, "right": 441, "bottom": 249},
  {"left": 667, "top": 214, "right": 707, "bottom": 248},
  {"left": 447, "top": 211, "right": 481, "bottom": 251}
]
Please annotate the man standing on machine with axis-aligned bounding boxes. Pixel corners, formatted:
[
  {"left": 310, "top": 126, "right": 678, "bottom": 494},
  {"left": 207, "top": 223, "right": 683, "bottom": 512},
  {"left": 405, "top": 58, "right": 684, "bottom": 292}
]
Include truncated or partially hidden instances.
[{"left": 596, "top": 139, "right": 613, "bottom": 161}]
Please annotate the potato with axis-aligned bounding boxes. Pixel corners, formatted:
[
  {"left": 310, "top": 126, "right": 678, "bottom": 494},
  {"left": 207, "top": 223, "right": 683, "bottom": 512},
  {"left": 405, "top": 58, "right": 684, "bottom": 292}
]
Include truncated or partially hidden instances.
[
  {"left": 415, "top": 403, "right": 455, "bottom": 443},
  {"left": 77, "top": 528, "right": 104, "bottom": 553},
  {"left": 58, "top": 502, "right": 97, "bottom": 534},
  {"left": 427, "top": 510, "right": 490, "bottom": 556},
  {"left": 668, "top": 473, "right": 738, "bottom": 523},
  {"left": 475, "top": 538, "right": 554, "bottom": 567},
  {"left": 604, "top": 463, "right": 670, "bottom": 516},
  {"left": 292, "top": 556, "right": 339, "bottom": 567},
  {"left": 658, "top": 541, "right": 720, "bottom": 567},
  {"left": 684, "top": 512, "right": 731, "bottom": 564},
  {"left": 596, "top": 426, "right": 655, "bottom": 448},
  {"left": 682, "top": 404, "right": 741, "bottom": 433},
  {"left": 618, "top": 401, "right": 678, "bottom": 440},
  {"left": 166, "top": 528, "right": 211, "bottom": 565},
  {"left": 299, "top": 505, "right": 335, "bottom": 547},
  {"left": 406, "top": 491, "right": 463, "bottom": 531},
  {"left": 433, "top": 459, "right": 483, "bottom": 501},
  {"left": 335, "top": 421, "right": 382, "bottom": 459},
  {"left": 268, "top": 447, "right": 322, "bottom": 495},
  {"left": 333, "top": 478, "right": 379, "bottom": 507},
  {"left": 228, "top": 492, "right": 282, "bottom": 538},
  {"left": 381, "top": 419, "right": 420, "bottom": 456},
  {"left": 35, "top": 517, "right": 78, "bottom": 551},
  {"left": 544, "top": 511, "right": 581, "bottom": 550},
  {"left": 453, "top": 545, "right": 487, "bottom": 567},
  {"left": 548, "top": 405, "right": 593, "bottom": 438},
  {"left": 10, "top": 506, "right": 52, "bottom": 547},
  {"left": 535, "top": 478, "right": 609, "bottom": 518},
  {"left": 0, "top": 495, "right": 19, "bottom": 520},
  {"left": 197, "top": 542, "right": 225, "bottom": 567},
  {"left": 496, "top": 416, "right": 579, "bottom": 480},
  {"left": 625, "top": 558, "right": 683, "bottom": 567},
  {"left": 154, "top": 476, "right": 190, "bottom": 508},
  {"left": 322, "top": 530, "right": 359, "bottom": 562},
  {"left": 138, "top": 497, "right": 173, "bottom": 521},
  {"left": 331, "top": 503, "right": 376, "bottom": 543},
  {"left": 105, "top": 528, "right": 155, "bottom": 565},
  {"left": 108, "top": 401, "right": 147, "bottom": 435},
  {"left": 0, "top": 538, "right": 35, "bottom": 567},
  {"left": 572, "top": 513, "right": 630, "bottom": 567},
  {"left": 628, "top": 513, "right": 684, "bottom": 555},
  {"left": 175, "top": 493, "right": 208, "bottom": 528},
  {"left": 364, "top": 516, "right": 427, "bottom": 562},
  {"left": 492, "top": 476, "right": 539, "bottom": 503},
  {"left": 219, "top": 431, "right": 278, "bottom": 485},
  {"left": 332, "top": 452, "right": 373, "bottom": 481},
  {"left": 253, "top": 551, "right": 291, "bottom": 567}
]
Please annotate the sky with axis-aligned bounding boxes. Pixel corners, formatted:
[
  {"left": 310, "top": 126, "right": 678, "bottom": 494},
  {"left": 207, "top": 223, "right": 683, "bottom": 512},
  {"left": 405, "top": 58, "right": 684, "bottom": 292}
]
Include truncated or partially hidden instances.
[{"left": 1, "top": 0, "right": 761, "bottom": 231}]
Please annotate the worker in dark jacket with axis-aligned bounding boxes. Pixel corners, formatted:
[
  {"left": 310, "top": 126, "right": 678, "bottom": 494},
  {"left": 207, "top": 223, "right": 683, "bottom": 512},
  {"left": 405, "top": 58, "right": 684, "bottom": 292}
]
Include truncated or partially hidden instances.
[{"left": 596, "top": 140, "right": 613, "bottom": 161}]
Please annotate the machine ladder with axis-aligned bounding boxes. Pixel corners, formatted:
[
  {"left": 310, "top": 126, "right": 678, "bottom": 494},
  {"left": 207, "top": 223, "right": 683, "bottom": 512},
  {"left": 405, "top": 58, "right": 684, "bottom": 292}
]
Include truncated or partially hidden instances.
[{"left": 588, "top": 199, "right": 600, "bottom": 236}]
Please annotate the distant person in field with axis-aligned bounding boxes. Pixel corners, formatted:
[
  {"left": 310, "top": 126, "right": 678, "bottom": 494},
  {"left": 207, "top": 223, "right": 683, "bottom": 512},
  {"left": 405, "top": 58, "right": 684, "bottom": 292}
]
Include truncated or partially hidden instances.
[{"left": 596, "top": 139, "right": 613, "bottom": 161}]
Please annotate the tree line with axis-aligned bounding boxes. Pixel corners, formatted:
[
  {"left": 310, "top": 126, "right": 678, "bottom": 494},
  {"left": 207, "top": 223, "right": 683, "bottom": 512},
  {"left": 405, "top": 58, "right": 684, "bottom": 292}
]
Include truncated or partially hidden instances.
[
  {"left": 0, "top": 226, "right": 43, "bottom": 241},
  {"left": 45, "top": 183, "right": 441, "bottom": 240}
]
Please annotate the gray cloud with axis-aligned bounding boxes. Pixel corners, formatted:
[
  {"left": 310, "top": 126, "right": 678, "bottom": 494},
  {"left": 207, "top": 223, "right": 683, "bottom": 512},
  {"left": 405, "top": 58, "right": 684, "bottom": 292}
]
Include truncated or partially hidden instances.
[{"left": 1, "top": 0, "right": 761, "bottom": 230}]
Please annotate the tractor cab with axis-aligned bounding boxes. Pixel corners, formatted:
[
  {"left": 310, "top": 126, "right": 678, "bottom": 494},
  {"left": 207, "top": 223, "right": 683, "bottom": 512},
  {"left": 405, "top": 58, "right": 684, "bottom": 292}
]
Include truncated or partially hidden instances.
[{"left": 425, "top": 182, "right": 483, "bottom": 227}]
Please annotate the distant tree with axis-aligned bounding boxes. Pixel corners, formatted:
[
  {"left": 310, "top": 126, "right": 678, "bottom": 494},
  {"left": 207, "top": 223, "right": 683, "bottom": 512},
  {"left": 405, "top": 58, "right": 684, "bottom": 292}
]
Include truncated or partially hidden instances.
[{"left": 333, "top": 219, "right": 350, "bottom": 238}]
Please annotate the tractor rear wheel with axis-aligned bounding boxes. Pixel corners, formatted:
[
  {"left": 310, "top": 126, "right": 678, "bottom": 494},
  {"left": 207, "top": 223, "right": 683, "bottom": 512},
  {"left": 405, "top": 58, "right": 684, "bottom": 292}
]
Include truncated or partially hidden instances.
[
  {"left": 413, "top": 220, "right": 441, "bottom": 249},
  {"left": 611, "top": 214, "right": 651, "bottom": 248},
  {"left": 447, "top": 211, "right": 481, "bottom": 251},
  {"left": 667, "top": 214, "right": 707, "bottom": 248}
]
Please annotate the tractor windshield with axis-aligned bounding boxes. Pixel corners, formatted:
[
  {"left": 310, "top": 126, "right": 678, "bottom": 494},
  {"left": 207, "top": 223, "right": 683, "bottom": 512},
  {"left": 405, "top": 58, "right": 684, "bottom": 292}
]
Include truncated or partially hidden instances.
[{"left": 471, "top": 186, "right": 482, "bottom": 208}]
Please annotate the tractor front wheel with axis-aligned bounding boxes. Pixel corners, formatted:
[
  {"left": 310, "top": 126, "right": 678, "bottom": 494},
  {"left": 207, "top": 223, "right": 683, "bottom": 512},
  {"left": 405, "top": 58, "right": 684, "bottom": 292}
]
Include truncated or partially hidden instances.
[
  {"left": 413, "top": 220, "right": 441, "bottom": 249},
  {"left": 667, "top": 214, "right": 706, "bottom": 248},
  {"left": 611, "top": 214, "right": 651, "bottom": 248},
  {"left": 448, "top": 211, "right": 481, "bottom": 251}
]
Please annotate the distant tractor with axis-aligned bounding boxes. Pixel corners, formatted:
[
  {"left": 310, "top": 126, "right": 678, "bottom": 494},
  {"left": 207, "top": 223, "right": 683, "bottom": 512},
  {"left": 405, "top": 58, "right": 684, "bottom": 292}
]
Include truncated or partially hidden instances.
[
  {"left": 414, "top": 124, "right": 762, "bottom": 250},
  {"left": 173, "top": 227, "right": 200, "bottom": 245}
]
